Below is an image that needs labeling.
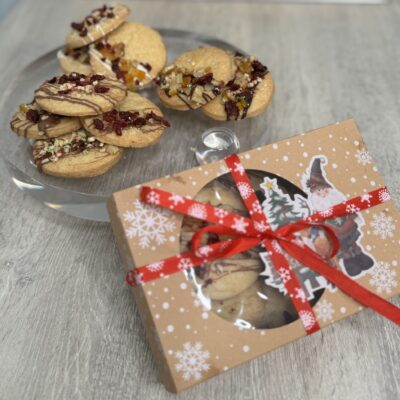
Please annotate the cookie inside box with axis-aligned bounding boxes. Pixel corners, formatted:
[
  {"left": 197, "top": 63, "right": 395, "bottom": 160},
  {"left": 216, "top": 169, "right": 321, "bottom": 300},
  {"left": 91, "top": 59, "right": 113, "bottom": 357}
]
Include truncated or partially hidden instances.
[{"left": 180, "top": 170, "right": 330, "bottom": 329}]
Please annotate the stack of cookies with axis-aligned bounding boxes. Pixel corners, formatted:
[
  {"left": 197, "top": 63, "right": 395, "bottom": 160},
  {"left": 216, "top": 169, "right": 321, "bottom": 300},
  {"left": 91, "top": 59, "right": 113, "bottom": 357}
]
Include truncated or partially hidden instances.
[
  {"left": 10, "top": 72, "right": 170, "bottom": 178},
  {"left": 181, "top": 179, "right": 297, "bottom": 329},
  {"left": 58, "top": 4, "right": 167, "bottom": 92}
]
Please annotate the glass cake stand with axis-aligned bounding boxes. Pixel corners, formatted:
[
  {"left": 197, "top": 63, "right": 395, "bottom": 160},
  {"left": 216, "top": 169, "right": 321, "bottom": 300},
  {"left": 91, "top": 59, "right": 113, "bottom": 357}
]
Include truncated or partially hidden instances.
[{"left": 0, "top": 29, "right": 270, "bottom": 222}]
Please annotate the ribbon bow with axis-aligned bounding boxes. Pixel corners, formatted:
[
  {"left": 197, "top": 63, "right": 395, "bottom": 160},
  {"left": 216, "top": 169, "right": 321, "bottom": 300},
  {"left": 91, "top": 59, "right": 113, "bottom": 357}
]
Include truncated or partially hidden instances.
[{"left": 127, "top": 154, "right": 400, "bottom": 333}]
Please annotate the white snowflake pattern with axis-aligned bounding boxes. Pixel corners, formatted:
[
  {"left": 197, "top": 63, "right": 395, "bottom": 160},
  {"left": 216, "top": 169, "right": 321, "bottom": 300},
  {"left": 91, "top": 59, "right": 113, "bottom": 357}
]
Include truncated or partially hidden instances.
[
  {"left": 361, "top": 194, "right": 372, "bottom": 204},
  {"left": 314, "top": 299, "right": 335, "bottom": 322},
  {"left": 278, "top": 267, "right": 291, "bottom": 284},
  {"left": 169, "top": 194, "right": 185, "bottom": 206},
  {"left": 254, "top": 221, "right": 268, "bottom": 233},
  {"left": 237, "top": 182, "right": 253, "bottom": 200},
  {"left": 124, "top": 200, "right": 176, "bottom": 249},
  {"left": 214, "top": 207, "right": 228, "bottom": 220},
  {"left": 252, "top": 201, "right": 262, "bottom": 214},
  {"left": 355, "top": 148, "right": 372, "bottom": 166},
  {"left": 295, "top": 288, "right": 307, "bottom": 303},
  {"left": 178, "top": 257, "right": 194, "bottom": 270},
  {"left": 379, "top": 188, "right": 391, "bottom": 203},
  {"left": 233, "top": 162, "right": 245, "bottom": 176},
  {"left": 127, "top": 270, "right": 144, "bottom": 286},
  {"left": 146, "top": 190, "right": 160, "bottom": 205},
  {"left": 174, "top": 342, "right": 210, "bottom": 381},
  {"left": 146, "top": 261, "right": 165, "bottom": 272},
  {"left": 318, "top": 207, "right": 333, "bottom": 218},
  {"left": 345, "top": 204, "right": 360, "bottom": 214},
  {"left": 187, "top": 203, "right": 208, "bottom": 220},
  {"left": 368, "top": 261, "right": 397, "bottom": 294},
  {"left": 231, "top": 217, "right": 249, "bottom": 233},
  {"left": 195, "top": 245, "right": 213, "bottom": 258},
  {"left": 370, "top": 212, "right": 395, "bottom": 240},
  {"left": 298, "top": 310, "right": 316, "bottom": 330},
  {"left": 271, "top": 240, "right": 283, "bottom": 254}
]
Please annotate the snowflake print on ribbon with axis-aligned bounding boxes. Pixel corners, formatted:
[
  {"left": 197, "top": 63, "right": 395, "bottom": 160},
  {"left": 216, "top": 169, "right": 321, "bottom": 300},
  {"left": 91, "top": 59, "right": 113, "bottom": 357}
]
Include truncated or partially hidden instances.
[
  {"left": 314, "top": 299, "right": 335, "bottom": 322},
  {"left": 195, "top": 245, "right": 213, "bottom": 258},
  {"left": 355, "top": 148, "right": 372, "bottom": 166},
  {"left": 370, "top": 212, "right": 395, "bottom": 240},
  {"left": 124, "top": 200, "right": 176, "bottom": 249},
  {"left": 169, "top": 194, "right": 185, "bottom": 206},
  {"left": 252, "top": 200, "right": 262, "bottom": 214},
  {"left": 368, "top": 261, "right": 397, "bottom": 294},
  {"left": 254, "top": 221, "right": 268, "bottom": 233},
  {"left": 146, "top": 261, "right": 165, "bottom": 272},
  {"left": 146, "top": 190, "right": 160, "bottom": 205},
  {"left": 187, "top": 203, "right": 208, "bottom": 220},
  {"left": 237, "top": 182, "right": 253, "bottom": 200},
  {"left": 378, "top": 188, "right": 391, "bottom": 203},
  {"left": 271, "top": 240, "right": 283, "bottom": 254},
  {"left": 361, "top": 194, "right": 372, "bottom": 204},
  {"left": 346, "top": 204, "right": 360, "bottom": 214},
  {"left": 318, "top": 207, "right": 333, "bottom": 218},
  {"left": 298, "top": 310, "right": 316, "bottom": 331},
  {"left": 178, "top": 257, "right": 194, "bottom": 270},
  {"left": 278, "top": 267, "right": 291, "bottom": 284},
  {"left": 231, "top": 216, "right": 249, "bottom": 233},
  {"left": 174, "top": 342, "right": 210, "bottom": 381},
  {"left": 233, "top": 161, "right": 245, "bottom": 176},
  {"left": 214, "top": 207, "right": 228, "bottom": 221}
]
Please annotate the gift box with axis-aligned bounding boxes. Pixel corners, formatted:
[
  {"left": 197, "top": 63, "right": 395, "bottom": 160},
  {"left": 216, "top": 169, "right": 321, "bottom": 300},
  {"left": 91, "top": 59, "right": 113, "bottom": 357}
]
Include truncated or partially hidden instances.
[{"left": 108, "top": 119, "right": 400, "bottom": 393}]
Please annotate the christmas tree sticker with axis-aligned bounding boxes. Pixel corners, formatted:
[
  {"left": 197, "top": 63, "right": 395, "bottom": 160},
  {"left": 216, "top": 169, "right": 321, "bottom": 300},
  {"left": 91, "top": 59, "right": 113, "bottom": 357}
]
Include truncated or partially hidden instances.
[
  {"left": 259, "top": 177, "right": 333, "bottom": 300},
  {"left": 261, "top": 178, "right": 309, "bottom": 230}
]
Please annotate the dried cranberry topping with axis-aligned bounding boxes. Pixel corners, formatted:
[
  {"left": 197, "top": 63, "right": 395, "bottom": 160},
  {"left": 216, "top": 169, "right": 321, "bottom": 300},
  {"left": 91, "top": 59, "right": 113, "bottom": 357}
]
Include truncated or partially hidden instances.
[
  {"left": 71, "top": 22, "right": 84, "bottom": 31},
  {"left": 94, "top": 85, "right": 110, "bottom": 94},
  {"left": 106, "top": 12, "right": 114, "bottom": 18},
  {"left": 79, "top": 28, "right": 88, "bottom": 37},
  {"left": 26, "top": 109, "right": 40, "bottom": 123},
  {"left": 141, "top": 63, "right": 152, "bottom": 72},
  {"left": 90, "top": 74, "right": 106, "bottom": 82},
  {"left": 48, "top": 77, "right": 57, "bottom": 84},
  {"left": 193, "top": 73, "right": 213, "bottom": 86},
  {"left": 93, "top": 119, "right": 104, "bottom": 130}
]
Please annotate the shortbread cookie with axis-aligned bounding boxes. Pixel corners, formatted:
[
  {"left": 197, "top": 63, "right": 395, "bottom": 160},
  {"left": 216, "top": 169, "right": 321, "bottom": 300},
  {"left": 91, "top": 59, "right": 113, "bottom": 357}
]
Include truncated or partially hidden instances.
[
  {"left": 89, "top": 22, "right": 166, "bottom": 90},
  {"left": 212, "top": 279, "right": 297, "bottom": 329},
  {"left": 35, "top": 72, "right": 127, "bottom": 117},
  {"left": 66, "top": 4, "right": 130, "bottom": 49},
  {"left": 10, "top": 101, "right": 81, "bottom": 139},
  {"left": 202, "top": 54, "right": 274, "bottom": 120},
  {"left": 57, "top": 47, "right": 92, "bottom": 75},
  {"left": 181, "top": 183, "right": 262, "bottom": 301},
  {"left": 33, "top": 129, "right": 123, "bottom": 178},
  {"left": 81, "top": 91, "right": 169, "bottom": 148},
  {"left": 156, "top": 47, "right": 234, "bottom": 110}
]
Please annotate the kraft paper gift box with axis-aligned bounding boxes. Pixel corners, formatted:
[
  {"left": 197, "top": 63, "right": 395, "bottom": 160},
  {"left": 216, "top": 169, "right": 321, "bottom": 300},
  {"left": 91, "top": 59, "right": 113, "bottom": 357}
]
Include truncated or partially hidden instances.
[{"left": 108, "top": 119, "right": 400, "bottom": 393}]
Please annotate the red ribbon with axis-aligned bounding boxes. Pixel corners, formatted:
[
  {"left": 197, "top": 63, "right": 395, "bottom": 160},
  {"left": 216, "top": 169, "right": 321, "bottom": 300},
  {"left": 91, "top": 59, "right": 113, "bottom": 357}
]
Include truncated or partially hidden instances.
[{"left": 126, "top": 154, "right": 400, "bottom": 333}]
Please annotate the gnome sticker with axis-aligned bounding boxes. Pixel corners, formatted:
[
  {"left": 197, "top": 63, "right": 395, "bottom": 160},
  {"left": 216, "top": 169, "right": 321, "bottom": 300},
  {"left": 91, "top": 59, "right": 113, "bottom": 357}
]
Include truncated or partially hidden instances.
[{"left": 302, "top": 156, "right": 375, "bottom": 277}]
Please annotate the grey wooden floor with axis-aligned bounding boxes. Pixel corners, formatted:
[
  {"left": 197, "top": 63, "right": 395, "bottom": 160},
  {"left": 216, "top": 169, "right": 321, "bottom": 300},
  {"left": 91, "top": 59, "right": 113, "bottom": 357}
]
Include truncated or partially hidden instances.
[{"left": 1, "top": 1, "right": 399, "bottom": 399}]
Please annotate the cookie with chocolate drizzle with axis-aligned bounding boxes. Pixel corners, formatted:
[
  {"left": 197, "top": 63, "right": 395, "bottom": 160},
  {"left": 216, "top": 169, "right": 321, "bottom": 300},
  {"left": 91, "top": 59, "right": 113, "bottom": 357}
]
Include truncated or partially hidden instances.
[
  {"left": 180, "top": 183, "right": 263, "bottom": 301},
  {"left": 156, "top": 47, "right": 234, "bottom": 110},
  {"left": 82, "top": 91, "right": 170, "bottom": 148},
  {"left": 89, "top": 22, "right": 166, "bottom": 90},
  {"left": 66, "top": 4, "right": 130, "bottom": 49},
  {"left": 202, "top": 54, "right": 275, "bottom": 121},
  {"left": 10, "top": 101, "right": 81, "bottom": 139},
  {"left": 32, "top": 129, "right": 123, "bottom": 178},
  {"left": 34, "top": 72, "right": 127, "bottom": 117},
  {"left": 57, "top": 46, "right": 92, "bottom": 75}
]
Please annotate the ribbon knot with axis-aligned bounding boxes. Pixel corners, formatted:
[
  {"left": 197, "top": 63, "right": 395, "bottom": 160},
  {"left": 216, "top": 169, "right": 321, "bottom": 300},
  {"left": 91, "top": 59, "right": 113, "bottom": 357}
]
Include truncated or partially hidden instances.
[{"left": 127, "top": 154, "right": 400, "bottom": 333}]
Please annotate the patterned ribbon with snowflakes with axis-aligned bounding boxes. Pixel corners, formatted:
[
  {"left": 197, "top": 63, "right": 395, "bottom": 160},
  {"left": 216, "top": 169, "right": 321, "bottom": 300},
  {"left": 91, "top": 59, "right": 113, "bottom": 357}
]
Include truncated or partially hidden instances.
[{"left": 126, "top": 154, "right": 400, "bottom": 333}]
